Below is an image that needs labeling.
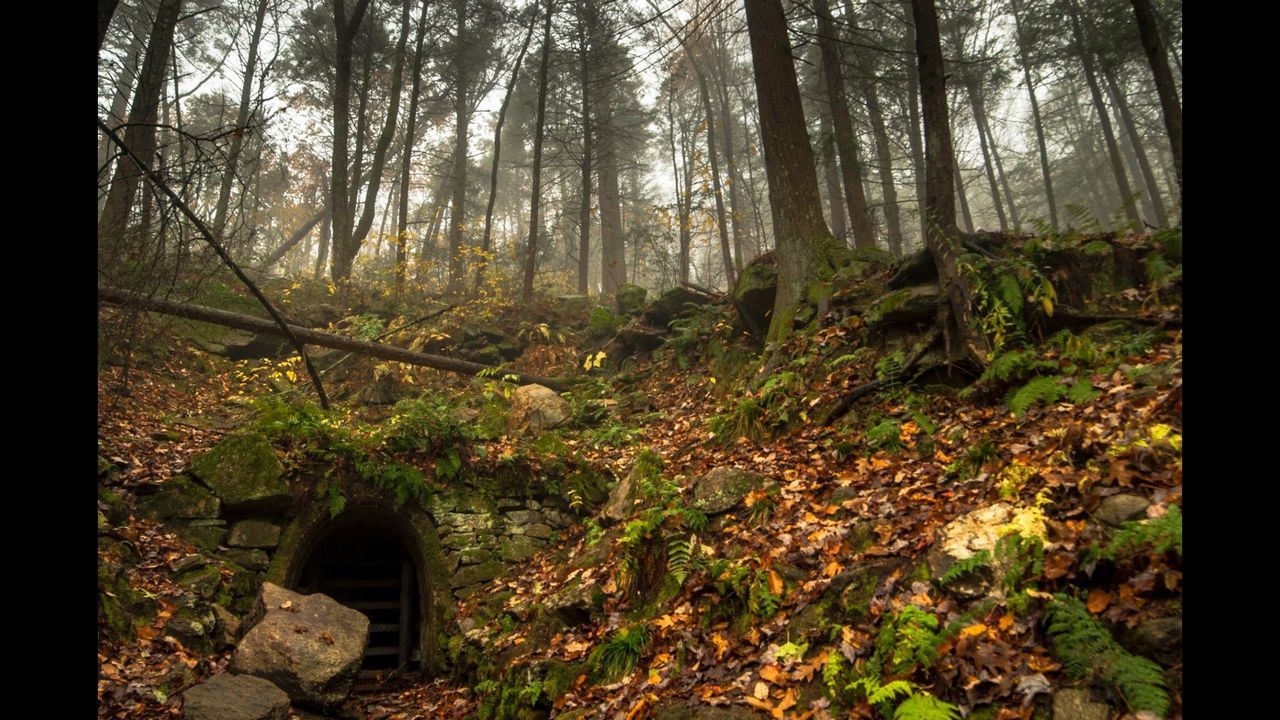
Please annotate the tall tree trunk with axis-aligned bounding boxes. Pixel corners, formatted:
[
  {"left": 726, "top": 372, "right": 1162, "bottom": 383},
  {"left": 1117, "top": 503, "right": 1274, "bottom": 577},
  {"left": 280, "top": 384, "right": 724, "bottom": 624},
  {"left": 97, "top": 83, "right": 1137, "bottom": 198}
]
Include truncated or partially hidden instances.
[
  {"left": 397, "top": 0, "right": 430, "bottom": 298},
  {"left": 911, "top": 0, "right": 987, "bottom": 364},
  {"left": 1129, "top": 0, "right": 1181, "bottom": 206},
  {"left": 315, "top": 171, "right": 332, "bottom": 278},
  {"left": 713, "top": 23, "right": 748, "bottom": 271},
  {"left": 820, "top": 113, "right": 848, "bottom": 240},
  {"left": 576, "top": 0, "right": 594, "bottom": 294},
  {"left": 99, "top": 0, "right": 121, "bottom": 54},
  {"left": 953, "top": 159, "right": 974, "bottom": 233},
  {"left": 598, "top": 88, "right": 626, "bottom": 294},
  {"left": 329, "top": 0, "right": 373, "bottom": 283},
  {"left": 983, "top": 108, "right": 1021, "bottom": 231},
  {"left": 1010, "top": 0, "right": 1058, "bottom": 230},
  {"left": 475, "top": 3, "right": 537, "bottom": 295},
  {"left": 1104, "top": 68, "right": 1168, "bottom": 225},
  {"left": 1066, "top": 0, "right": 1141, "bottom": 227},
  {"left": 965, "top": 80, "right": 1008, "bottom": 232},
  {"left": 98, "top": 0, "right": 184, "bottom": 260},
  {"left": 447, "top": 0, "right": 470, "bottom": 296},
  {"left": 675, "top": 93, "right": 694, "bottom": 285},
  {"left": 212, "top": 0, "right": 269, "bottom": 236},
  {"left": 352, "top": 0, "right": 413, "bottom": 254},
  {"left": 742, "top": 0, "right": 842, "bottom": 344},
  {"left": 695, "top": 69, "right": 736, "bottom": 289},
  {"left": 521, "top": 0, "right": 553, "bottom": 302},
  {"left": 99, "top": 7, "right": 148, "bottom": 215},
  {"left": 860, "top": 68, "right": 903, "bottom": 255},
  {"left": 813, "top": 0, "right": 875, "bottom": 249},
  {"left": 905, "top": 29, "right": 928, "bottom": 246}
]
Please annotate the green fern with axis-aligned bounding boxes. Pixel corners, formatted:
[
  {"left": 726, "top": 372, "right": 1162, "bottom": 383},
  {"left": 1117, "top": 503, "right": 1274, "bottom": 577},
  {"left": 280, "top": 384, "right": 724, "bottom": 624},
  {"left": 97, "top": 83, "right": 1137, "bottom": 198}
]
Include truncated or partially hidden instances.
[
  {"left": 866, "top": 418, "right": 905, "bottom": 453},
  {"left": 666, "top": 535, "right": 694, "bottom": 589},
  {"left": 1066, "top": 379, "right": 1100, "bottom": 404},
  {"left": 1045, "top": 595, "right": 1169, "bottom": 717},
  {"left": 893, "top": 693, "right": 961, "bottom": 720},
  {"left": 1007, "top": 375, "right": 1067, "bottom": 416},
  {"left": 1104, "top": 505, "right": 1182, "bottom": 559},
  {"left": 938, "top": 550, "right": 992, "bottom": 586},
  {"left": 589, "top": 625, "right": 650, "bottom": 684}
]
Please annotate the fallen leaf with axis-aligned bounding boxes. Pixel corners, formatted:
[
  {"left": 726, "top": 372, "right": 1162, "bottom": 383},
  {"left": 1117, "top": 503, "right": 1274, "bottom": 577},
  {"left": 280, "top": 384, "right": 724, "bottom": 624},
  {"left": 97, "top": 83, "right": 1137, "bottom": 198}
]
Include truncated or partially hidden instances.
[
  {"left": 1086, "top": 588, "right": 1111, "bottom": 614},
  {"left": 754, "top": 681, "right": 770, "bottom": 700}
]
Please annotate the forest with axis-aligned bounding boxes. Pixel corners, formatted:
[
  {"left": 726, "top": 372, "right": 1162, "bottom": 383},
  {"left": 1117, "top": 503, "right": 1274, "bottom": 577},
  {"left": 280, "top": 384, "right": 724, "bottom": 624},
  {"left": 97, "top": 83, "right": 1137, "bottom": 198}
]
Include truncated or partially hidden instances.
[{"left": 97, "top": 1, "right": 1183, "bottom": 719}]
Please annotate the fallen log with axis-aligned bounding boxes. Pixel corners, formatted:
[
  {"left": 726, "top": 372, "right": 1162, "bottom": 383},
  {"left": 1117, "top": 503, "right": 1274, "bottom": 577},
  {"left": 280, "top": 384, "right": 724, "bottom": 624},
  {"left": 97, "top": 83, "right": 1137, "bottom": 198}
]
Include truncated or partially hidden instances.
[{"left": 99, "top": 286, "right": 575, "bottom": 391}]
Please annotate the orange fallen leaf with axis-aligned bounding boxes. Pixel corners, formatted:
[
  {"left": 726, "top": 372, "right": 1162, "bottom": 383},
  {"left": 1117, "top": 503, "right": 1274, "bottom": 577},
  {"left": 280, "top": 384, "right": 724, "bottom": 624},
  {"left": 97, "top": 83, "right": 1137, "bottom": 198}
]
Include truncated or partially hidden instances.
[
  {"left": 772, "top": 688, "right": 798, "bottom": 718},
  {"left": 959, "top": 623, "right": 987, "bottom": 639},
  {"left": 1086, "top": 588, "right": 1111, "bottom": 614},
  {"left": 759, "top": 665, "right": 783, "bottom": 683},
  {"left": 745, "top": 697, "right": 774, "bottom": 714}
]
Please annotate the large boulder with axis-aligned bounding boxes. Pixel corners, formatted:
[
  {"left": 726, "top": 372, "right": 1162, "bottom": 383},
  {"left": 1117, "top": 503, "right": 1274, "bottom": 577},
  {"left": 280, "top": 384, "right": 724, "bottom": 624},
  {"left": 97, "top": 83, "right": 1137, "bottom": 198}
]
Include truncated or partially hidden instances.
[
  {"left": 616, "top": 283, "right": 648, "bottom": 316},
  {"left": 230, "top": 583, "right": 369, "bottom": 709},
  {"left": 601, "top": 465, "right": 643, "bottom": 523},
  {"left": 228, "top": 520, "right": 282, "bottom": 549},
  {"left": 189, "top": 433, "right": 289, "bottom": 513},
  {"left": 925, "top": 503, "right": 1045, "bottom": 600},
  {"left": 181, "top": 672, "right": 290, "bottom": 720},
  {"left": 644, "top": 286, "right": 711, "bottom": 329},
  {"left": 507, "top": 384, "right": 571, "bottom": 436},
  {"left": 733, "top": 252, "right": 778, "bottom": 337},
  {"left": 1096, "top": 493, "right": 1151, "bottom": 527},
  {"left": 691, "top": 467, "right": 772, "bottom": 515}
]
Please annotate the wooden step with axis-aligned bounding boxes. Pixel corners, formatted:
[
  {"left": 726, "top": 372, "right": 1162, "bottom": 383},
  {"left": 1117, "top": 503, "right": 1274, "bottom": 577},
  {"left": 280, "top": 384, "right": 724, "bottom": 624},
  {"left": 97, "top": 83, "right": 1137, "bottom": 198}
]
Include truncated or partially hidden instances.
[{"left": 346, "top": 600, "right": 400, "bottom": 610}]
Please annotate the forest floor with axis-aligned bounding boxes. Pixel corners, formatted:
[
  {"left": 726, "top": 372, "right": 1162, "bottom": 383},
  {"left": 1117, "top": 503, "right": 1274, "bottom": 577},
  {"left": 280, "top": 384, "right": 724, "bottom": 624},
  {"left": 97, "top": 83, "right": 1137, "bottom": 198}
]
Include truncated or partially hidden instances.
[{"left": 98, "top": 236, "right": 1183, "bottom": 720}]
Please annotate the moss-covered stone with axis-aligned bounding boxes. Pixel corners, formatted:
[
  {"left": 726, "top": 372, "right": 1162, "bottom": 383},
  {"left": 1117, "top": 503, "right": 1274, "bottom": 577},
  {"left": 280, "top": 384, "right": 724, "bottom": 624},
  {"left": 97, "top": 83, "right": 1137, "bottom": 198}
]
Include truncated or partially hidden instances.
[
  {"left": 691, "top": 467, "right": 772, "bottom": 515},
  {"left": 178, "top": 564, "right": 225, "bottom": 599},
  {"left": 228, "top": 520, "right": 283, "bottom": 549},
  {"left": 139, "top": 475, "right": 222, "bottom": 521},
  {"left": 644, "top": 286, "right": 707, "bottom": 329},
  {"left": 863, "top": 284, "right": 941, "bottom": 329},
  {"left": 98, "top": 562, "right": 156, "bottom": 640},
  {"left": 500, "top": 536, "right": 545, "bottom": 563},
  {"left": 734, "top": 253, "right": 778, "bottom": 337},
  {"left": 849, "top": 246, "right": 896, "bottom": 267},
  {"left": 616, "top": 284, "right": 648, "bottom": 316},
  {"left": 176, "top": 522, "right": 228, "bottom": 552},
  {"left": 98, "top": 485, "right": 130, "bottom": 525},
  {"left": 189, "top": 432, "right": 288, "bottom": 513},
  {"left": 223, "top": 548, "right": 271, "bottom": 572},
  {"left": 588, "top": 306, "right": 624, "bottom": 338},
  {"left": 452, "top": 560, "right": 505, "bottom": 590}
]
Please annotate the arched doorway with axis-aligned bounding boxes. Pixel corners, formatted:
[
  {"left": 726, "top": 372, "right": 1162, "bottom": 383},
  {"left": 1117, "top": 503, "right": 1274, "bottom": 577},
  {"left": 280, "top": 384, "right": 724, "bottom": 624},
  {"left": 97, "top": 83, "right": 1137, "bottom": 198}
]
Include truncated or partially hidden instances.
[
  {"left": 296, "top": 513, "right": 422, "bottom": 677},
  {"left": 273, "top": 500, "right": 451, "bottom": 679}
]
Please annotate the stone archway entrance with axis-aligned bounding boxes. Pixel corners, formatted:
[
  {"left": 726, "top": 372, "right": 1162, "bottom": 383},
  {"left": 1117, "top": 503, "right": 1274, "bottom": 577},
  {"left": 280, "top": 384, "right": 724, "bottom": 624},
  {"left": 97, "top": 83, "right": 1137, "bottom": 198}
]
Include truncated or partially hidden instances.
[
  {"left": 295, "top": 512, "right": 422, "bottom": 677},
  {"left": 267, "top": 497, "right": 454, "bottom": 678}
]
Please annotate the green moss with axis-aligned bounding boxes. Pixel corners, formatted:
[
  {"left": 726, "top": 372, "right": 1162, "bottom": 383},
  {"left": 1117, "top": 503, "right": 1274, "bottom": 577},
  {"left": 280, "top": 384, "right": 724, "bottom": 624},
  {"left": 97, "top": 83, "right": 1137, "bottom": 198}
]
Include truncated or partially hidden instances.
[
  {"left": 189, "top": 432, "right": 288, "bottom": 511},
  {"left": 616, "top": 284, "right": 648, "bottom": 316}
]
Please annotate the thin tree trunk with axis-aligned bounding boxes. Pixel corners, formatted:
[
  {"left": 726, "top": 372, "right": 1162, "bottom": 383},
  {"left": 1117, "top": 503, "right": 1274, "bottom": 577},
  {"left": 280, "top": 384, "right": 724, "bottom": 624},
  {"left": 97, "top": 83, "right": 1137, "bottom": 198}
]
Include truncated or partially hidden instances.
[
  {"left": 397, "top": 0, "right": 430, "bottom": 298},
  {"left": 447, "top": 0, "right": 470, "bottom": 296},
  {"left": 212, "top": 0, "right": 269, "bottom": 236},
  {"left": 983, "top": 109, "right": 1021, "bottom": 231},
  {"left": 315, "top": 171, "right": 332, "bottom": 278},
  {"left": 1104, "top": 68, "right": 1167, "bottom": 225},
  {"left": 954, "top": 159, "right": 974, "bottom": 233},
  {"left": 695, "top": 70, "right": 736, "bottom": 290},
  {"left": 1129, "top": 0, "right": 1181, "bottom": 205},
  {"left": 667, "top": 89, "right": 692, "bottom": 286},
  {"left": 99, "top": 0, "right": 121, "bottom": 54},
  {"left": 905, "top": 22, "right": 928, "bottom": 246},
  {"left": 475, "top": 4, "right": 536, "bottom": 294},
  {"left": 1067, "top": 0, "right": 1141, "bottom": 227},
  {"left": 260, "top": 207, "right": 329, "bottom": 273},
  {"left": 328, "top": 0, "right": 373, "bottom": 283},
  {"left": 813, "top": 0, "right": 875, "bottom": 249},
  {"left": 820, "top": 113, "right": 848, "bottom": 241},
  {"left": 861, "top": 70, "right": 903, "bottom": 255},
  {"left": 98, "top": 0, "right": 184, "bottom": 258},
  {"left": 965, "top": 80, "right": 1008, "bottom": 232},
  {"left": 521, "top": 0, "right": 553, "bottom": 302},
  {"left": 713, "top": 22, "right": 748, "bottom": 272},
  {"left": 99, "top": 9, "right": 148, "bottom": 215},
  {"left": 1010, "top": 0, "right": 1057, "bottom": 230},
  {"left": 576, "top": 0, "right": 594, "bottom": 294},
  {"left": 598, "top": 89, "right": 626, "bottom": 294}
]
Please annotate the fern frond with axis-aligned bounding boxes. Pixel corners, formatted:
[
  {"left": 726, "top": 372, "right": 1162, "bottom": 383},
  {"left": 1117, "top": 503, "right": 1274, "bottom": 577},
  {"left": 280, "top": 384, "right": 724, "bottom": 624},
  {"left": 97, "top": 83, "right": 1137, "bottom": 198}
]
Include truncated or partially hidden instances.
[
  {"left": 1007, "top": 375, "right": 1066, "bottom": 416},
  {"left": 867, "top": 679, "right": 914, "bottom": 705},
  {"left": 938, "top": 550, "right": 992, "bottom": 586},
  {"left": 893, "top": 692, "right": 961, "bottom": 720}
]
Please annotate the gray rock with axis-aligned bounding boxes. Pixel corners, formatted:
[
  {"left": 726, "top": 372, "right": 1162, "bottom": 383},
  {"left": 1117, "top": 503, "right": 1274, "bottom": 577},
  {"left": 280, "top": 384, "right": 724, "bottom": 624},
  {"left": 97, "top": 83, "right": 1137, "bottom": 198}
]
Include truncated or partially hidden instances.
[
  {"left": 505, "top": 510, "right": 546, "bottom": 525},
  {"left": 212, "top": 604, "right": 242, "bottom": 649},
  {"left": 228, "top": 520, "right": 283, "bottom": 549},
  {"left": 450, "top": 560, "right": 505, "bottom": 589},
  {"left": 507, "top": 384, "right": 571, "bottom": 436},
  {"left": 601, "top": 466, "right": 640, "bottom": 523},
  {"left": 1122, "top": 616, "right": 1182, "bottom": 668},
  {"left": 863, "top": 284, "right": 941, "bottom": 329},
  {"left": 181, "top": 672, "right": 290, "bottom": 720},
  {"left": 524, "top": 524, "right": 555, "bottom": 540},
  {"left": 691, "top": 467, "right": 771, "bottom": 515},
  {"left": 545, "top": 579, "right": 600, "bottom": 627},
  {"left": 501, "top": 536, "right": 546, "bottom": 563},
  {"left": 140, "top": 476, "right": 222, "bottom": 521},
  {"left": 925, "top": 503, "right": 1025, "bottom": 600},
  {"left": 1052, "top": 688, "right": 1111, "bottom": 720},
  {"left": 230, "top": 583, "right": 369, "bottom": 709},
  {"left": 1097, "top": 493, "right": 1151, "bottom": 527},
  {"left": 189, "top": 433, "right": 289, "bottom": 513},
  {"left": 224, "top": 549, "right": 271, "bottom": 572}
]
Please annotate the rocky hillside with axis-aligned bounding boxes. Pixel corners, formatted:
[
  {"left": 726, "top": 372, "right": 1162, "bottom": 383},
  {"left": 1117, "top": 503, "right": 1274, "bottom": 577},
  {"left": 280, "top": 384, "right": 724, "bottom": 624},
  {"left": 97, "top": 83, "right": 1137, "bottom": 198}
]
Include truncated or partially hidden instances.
[{"left": 98, "top": 229, "right": 1183, "bottom": 720}]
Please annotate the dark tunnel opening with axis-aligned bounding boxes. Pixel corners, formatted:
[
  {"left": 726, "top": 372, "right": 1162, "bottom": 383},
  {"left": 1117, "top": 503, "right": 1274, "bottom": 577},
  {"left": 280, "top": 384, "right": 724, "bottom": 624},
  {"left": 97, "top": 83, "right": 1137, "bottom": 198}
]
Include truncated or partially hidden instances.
[{"left": 295, "top": 514, "right": 423, "bottom": 679}]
